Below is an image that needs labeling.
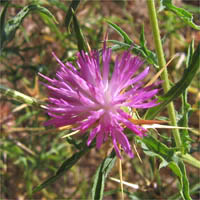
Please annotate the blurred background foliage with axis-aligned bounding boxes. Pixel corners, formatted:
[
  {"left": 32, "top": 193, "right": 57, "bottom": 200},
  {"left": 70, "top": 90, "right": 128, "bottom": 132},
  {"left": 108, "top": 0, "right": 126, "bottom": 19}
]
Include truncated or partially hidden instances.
[{"left": 0, "top": 0, "right": 199, "bottom": 199}]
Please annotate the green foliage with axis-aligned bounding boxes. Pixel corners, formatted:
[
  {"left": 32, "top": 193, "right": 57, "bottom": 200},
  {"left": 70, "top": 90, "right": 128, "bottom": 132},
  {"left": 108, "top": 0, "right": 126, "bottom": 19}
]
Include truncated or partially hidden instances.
[
  {"left": 71, "top": 10, "right": 88, "bottom": 52},
  {"left": 0, "top": 0, "right": 199, "bottom": 199},
  {"left": 177, "top": 41, "right": 194, "bottom": 152},
  {"left": 139, "top": 135, "right": 192, "bottom": 200},
  {"left": 145, "top": 43, "right": 200, "bottom": 119},
  {"left": 65, "top": 0, "right": 80, "bottom": 32},
  {"left": 106, "top": 20, "right": 158, "bottom": 67},
  {"left": 91, "top": 150, "right": 116, "bottom": 200},
  {"left": 0, "top": 3, "right": 57, "bottom": 50},
  {"left": 32, "top": 139, "right": 92, "bottom": 194},
  {"left": 159, "top": 0, "right": 200, "bottom": 30}
]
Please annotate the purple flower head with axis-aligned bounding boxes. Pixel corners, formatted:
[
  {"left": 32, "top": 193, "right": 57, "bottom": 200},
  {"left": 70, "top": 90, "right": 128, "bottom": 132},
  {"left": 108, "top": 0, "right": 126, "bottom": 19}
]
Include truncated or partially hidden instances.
[{"left": 40, "top": 43, "right": 159, "bottom": 158}]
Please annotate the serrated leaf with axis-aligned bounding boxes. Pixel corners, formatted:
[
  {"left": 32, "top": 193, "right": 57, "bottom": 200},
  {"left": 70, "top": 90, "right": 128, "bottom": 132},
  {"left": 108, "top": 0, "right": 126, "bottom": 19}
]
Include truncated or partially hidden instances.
[
  {"left": 32, "top": 146, "right": 90, "bottom": 194},
  {"left": 65, "top": 0, "right": 80, "bottom": 32},
  {"left": 159, "top": 0, "right": 200, "bottom": 30},
  {"left": 72, "top": 10, "right": 88, "bottom": 52},
  {"left": 145, "top": 43, "right": 200, "bottom": 119},
  {"left": 91, "top": 150, "right": 116, "bottom": 200},
  {"left": 1, "top": 4, "right": 57, "bottom": 50}
]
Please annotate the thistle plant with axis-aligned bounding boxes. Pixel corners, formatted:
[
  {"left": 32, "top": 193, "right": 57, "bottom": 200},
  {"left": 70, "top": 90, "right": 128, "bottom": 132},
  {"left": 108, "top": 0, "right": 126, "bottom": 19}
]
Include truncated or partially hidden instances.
[
  {"left": 39, "top": 43, "right": 160, "bottom": 159},
  {"left": 0, "top": 1, "right": 200, "bottom": 200}
]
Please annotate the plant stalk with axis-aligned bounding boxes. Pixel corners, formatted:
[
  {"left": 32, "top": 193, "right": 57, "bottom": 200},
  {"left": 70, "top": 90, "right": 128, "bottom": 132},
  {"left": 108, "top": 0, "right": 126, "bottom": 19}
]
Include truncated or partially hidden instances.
[
  {"left": 146, "top": 0, "right": 182, "bottom": 148},
  {"left": 0, "top": 84, "right": 45, "bottom": 109}
]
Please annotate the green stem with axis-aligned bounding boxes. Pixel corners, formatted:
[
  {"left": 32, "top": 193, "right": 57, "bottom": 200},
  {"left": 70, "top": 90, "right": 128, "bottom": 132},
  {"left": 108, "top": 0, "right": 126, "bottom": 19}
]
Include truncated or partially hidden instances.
[
  {"left": 146, "top": 0, "right": 182, "bottom": 148},
  {"left": 0, "top": 84, "right": 45, "bottom": 109}
]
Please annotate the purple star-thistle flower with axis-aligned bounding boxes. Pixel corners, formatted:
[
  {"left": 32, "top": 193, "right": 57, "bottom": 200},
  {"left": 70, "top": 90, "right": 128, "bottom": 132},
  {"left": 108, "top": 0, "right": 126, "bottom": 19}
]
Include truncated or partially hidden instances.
[{"left": 39, "top": 43, "right": 159, "bottom": 158}]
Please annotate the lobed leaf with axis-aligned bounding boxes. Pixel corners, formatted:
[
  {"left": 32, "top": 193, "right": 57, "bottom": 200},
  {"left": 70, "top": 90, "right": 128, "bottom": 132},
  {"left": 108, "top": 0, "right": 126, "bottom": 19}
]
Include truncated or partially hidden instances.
[
  {"left": 145, "top": 43, "right": 200, "bottom": 119},
  {"left": 91, "top": 150, "right": 116, "bottom": 200},
  {"left": 159, "top": 0, "right": 200, "bottom": 30}
]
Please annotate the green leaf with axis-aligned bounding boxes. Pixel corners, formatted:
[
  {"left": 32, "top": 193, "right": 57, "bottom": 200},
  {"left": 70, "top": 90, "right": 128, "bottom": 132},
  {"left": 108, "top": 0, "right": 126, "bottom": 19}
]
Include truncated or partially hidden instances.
[
  {"left": 139, "top": 25, "right": 148, "bottom": 54},
  {"left": 159, "top": 0, "right": 200, "bottom": 30},
  {"left": 186, "top": 40, "right": 194, "bottom": 68},
  {"left": 1, "top": 4, "right": 57, "bottom": 50},
  {"left": 106, "top": 19, "right": 132, "bottom": 44},
  {"left": 91, "top": 150, "right": 116, "bottom": 200},
  {"left": 168, "top": 161, "right": 192, "bottom": 200},
  {"left": 178, "top": 42, "right": 194, "bottom": 152},
  {"left": 47, "top": 0, "right": 68, "bottom": 12},
  {"left": 141, "top": 135, "right": 175, "bottom": 163},
  {"left": 65, "top": 0, "right": 80, "bottom": 32},
  {"left": 32, "top": 146, "right": 90, "bottom": 194},
  {"left": 108, "top": 40, "right": 158, "bottom": 66},
  {"left": 0, "top": 2, "right": 9, "bottom": 48},
  {"left": 139, "top": 135, "right": 191, "bottom": 200},
  {"left": 139, "top": 25, "right": 158, "bottom": 66},
  {"left": 169, "top": 182, "right": 200, "bottom": 200},
  {"left": 106, "top": 22, "right": 158, "bottom": 66},
  {"left": 145, "top": 43, "right": 200, "bottom": 119},
  {"left": 72, "top": 9, "right": 88, "bottom": 52}
]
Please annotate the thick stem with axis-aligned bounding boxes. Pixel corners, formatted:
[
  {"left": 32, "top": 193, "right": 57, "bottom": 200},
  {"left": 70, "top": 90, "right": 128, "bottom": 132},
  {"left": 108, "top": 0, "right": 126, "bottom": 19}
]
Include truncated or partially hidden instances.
[{"left": 146, "top": 0, "right": 182, "bottom": 148}]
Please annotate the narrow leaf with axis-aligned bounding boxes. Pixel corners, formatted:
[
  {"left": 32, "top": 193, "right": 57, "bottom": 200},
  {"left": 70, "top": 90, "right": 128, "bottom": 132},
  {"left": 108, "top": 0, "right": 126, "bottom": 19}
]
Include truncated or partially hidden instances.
[
  {"left": 72, "top": 10, "right": 88, "bottom": 52},
  {"left": 168, "top": 161, "right": 192, "bottom": 200},
  {"left": 106, "top": 22, "right": 158, "bottom": 66},
  {"left": 159, "top": 0, "right": 200, "bottom": 30},
  {"left": 32, "top": 147, "right": 90, "bottom": 194},
  {"left": 145, "top": 43, "right": 200, "bottom": 119},
  {"left": 0, "top": 2, "right": 9, "bottom": 48},
  {"left": 92, "top": 150, "right": 116, "bottom": 200},
  {"left": 141, "top": 135, "right": 175, "bottom": 161},
  {"left": 106, "top": 19, "right": 133, "bottom": 44},
  {"left": 139, "top": 135, "right": 191, "bottom": 200},
  {"left": 1, "top": 4, "right": 57, "bottom": 49},
  {"left": 65, "top": 0, "right": 80, "bottom": 32},
  {"left": 177, "top": 41, "right": 194, "bottom": 152},
  {"left": 108, "top": 40, "right": 158, "bottom": 66}
]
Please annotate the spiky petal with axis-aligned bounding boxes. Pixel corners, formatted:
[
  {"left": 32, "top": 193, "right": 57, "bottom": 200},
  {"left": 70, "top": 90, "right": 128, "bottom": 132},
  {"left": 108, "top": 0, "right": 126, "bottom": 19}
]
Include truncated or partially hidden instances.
[{"left": 40, "top": 44, "right": 159, "bottom": 158}]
